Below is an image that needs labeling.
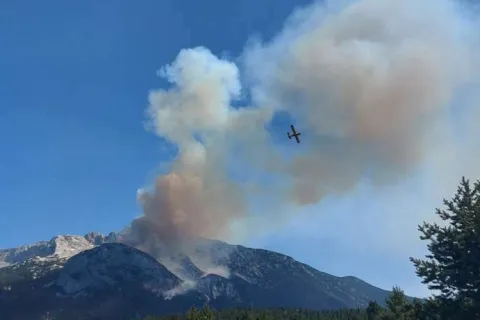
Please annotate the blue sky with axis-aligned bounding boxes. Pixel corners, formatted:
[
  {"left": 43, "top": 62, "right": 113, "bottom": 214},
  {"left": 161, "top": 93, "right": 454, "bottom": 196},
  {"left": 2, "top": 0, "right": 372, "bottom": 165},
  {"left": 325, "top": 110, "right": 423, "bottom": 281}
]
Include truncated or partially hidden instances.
[
  {"left": 2, "top": 0, "right": 478, "bottom": 298},
  {"left": 0, "top": 0, "right": 310, "bottom": 245}
]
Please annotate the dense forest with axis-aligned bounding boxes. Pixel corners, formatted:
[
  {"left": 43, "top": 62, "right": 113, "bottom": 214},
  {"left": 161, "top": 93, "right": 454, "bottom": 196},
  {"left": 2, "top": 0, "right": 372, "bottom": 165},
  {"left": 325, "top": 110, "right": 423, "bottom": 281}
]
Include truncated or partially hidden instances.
[
  {"left": 145, "top": 305, "right": 367, "bottom": 319},
  {"left": 141, "top": 177, "right": 480, "bottom": 320},
  {"left": 142, "top": 288, "right": 430, "bottom": 319}
]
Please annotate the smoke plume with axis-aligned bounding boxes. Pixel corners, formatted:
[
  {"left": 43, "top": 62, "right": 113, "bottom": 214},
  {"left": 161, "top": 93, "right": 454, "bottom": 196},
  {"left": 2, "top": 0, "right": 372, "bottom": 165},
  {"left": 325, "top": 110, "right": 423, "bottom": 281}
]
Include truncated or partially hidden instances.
[{"left": 124, "top": 0, "right": 479, "bottom": 251}]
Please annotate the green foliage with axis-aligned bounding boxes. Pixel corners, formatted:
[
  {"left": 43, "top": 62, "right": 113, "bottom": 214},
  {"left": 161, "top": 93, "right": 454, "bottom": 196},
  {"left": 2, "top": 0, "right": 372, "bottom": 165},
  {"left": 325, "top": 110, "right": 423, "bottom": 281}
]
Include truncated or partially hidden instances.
[
  {"left": 186, "top": 305, "right": 215, "bottom": 320},
  {"left": 384, "top": 286, "right": 412, "bottom": 319},
  {"left": 410, "top": 299, "right": 427, "bottom": 320},
  {"left": 410, "top": 177, "right": 480, "bottom": 319},
  {"left": 143, "top": 305, "right": 369, "bottom": 320},
  {"left": 366, "top": 301, "right": 382, "bottom": 319}
]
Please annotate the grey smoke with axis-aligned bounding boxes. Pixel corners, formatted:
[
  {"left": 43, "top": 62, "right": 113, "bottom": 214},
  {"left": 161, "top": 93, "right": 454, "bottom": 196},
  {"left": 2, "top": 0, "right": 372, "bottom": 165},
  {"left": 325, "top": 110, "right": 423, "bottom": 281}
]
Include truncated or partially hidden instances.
[{"left": 123, "top": 0, "right": 480, "bottom": 256}]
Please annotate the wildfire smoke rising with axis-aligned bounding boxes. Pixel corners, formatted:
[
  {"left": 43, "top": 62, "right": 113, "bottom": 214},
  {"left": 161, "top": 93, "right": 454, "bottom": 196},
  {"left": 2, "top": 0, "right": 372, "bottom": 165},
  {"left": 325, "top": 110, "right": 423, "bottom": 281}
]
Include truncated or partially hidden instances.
[{"left": 123, "top": 0, "right": 479, "bottom": 251}]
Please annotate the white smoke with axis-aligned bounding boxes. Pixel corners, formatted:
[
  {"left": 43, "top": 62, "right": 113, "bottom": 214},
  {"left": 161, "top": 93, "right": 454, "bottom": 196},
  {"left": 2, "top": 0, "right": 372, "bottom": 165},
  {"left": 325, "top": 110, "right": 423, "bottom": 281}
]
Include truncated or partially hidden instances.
[
  {"left": 162, "top": 280, "right": 197, "bottom": 300},
  {"left": 124, "top": 0, "right": 480, "bottom": 272}
]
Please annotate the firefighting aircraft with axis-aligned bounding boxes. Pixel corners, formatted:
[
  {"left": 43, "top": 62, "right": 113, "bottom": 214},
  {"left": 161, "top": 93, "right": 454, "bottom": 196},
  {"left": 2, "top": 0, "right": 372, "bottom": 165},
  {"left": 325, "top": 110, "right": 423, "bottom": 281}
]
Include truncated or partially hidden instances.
[{"left": 287, "top": 124, "right": 301, "bottom": 143}]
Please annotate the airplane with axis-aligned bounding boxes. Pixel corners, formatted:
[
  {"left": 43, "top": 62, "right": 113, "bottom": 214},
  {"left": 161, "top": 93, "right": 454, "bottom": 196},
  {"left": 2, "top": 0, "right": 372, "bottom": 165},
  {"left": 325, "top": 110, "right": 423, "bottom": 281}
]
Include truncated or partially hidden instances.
[{"left": 287, "top": 124, "right": 301, "bottom": 143}]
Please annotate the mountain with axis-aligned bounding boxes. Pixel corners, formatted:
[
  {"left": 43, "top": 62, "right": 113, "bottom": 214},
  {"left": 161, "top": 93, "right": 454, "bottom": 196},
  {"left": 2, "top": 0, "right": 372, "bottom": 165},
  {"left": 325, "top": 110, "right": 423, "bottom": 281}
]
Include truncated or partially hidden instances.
[
  {"left": 0, "top": 232, "right": 117, "bottom": 268},
  {"left": 0, "top": 232, "right": 394, "bottom": 320}
]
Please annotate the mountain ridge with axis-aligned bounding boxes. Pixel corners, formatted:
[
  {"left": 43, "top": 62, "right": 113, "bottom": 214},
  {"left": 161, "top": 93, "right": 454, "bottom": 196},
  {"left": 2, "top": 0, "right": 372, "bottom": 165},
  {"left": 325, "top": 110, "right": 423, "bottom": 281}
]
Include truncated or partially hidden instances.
[{"left": 0, "top": 232, "right": 397, "bottom": 320}]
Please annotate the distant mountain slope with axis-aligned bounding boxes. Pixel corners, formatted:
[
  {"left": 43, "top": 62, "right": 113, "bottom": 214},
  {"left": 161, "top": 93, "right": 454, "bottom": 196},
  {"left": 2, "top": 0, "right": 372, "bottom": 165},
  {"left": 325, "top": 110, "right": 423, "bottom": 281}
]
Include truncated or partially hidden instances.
[
  {"left": 218, "top": 245, "right": 392, "bottom": 309},
  {"left": 0, "top": 233, "right": 395, "bottom": 320}
]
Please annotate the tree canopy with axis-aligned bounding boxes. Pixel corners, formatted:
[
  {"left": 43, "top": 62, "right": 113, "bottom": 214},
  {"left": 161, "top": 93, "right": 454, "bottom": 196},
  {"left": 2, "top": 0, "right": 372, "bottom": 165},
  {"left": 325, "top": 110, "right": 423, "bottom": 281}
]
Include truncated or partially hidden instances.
[{"left": 410, "top": 177, "right": 480, "bottom": 319}]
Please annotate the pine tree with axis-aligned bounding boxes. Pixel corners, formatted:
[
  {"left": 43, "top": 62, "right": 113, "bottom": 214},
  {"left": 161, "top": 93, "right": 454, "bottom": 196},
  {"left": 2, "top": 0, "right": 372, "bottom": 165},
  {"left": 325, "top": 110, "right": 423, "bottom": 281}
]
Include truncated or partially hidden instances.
[
  {"left": 366, "top": 300, "right": 383, "bottom": 319},
  {"left": 410, "top": 298, "right": 426, "bottom": 320},
  {"left": 384, "top": 286, "right": 411, "bottom": 319},
  {"left": 186, "top": 306, "right": 200, "bottom": 320},
  {"left": 198, "top": 304, "right": 215, "bottom": 320},
  {"left": 410, "top": 177, "right": 480, "bottom": 319}
]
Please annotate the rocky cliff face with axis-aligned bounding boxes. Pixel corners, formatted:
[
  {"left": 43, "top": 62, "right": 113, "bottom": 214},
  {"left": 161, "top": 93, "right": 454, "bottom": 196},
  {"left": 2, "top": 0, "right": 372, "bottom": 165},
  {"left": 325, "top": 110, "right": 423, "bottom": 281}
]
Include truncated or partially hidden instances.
[{"left": 0, "top": 233, "right": 117, "bottom": 268}]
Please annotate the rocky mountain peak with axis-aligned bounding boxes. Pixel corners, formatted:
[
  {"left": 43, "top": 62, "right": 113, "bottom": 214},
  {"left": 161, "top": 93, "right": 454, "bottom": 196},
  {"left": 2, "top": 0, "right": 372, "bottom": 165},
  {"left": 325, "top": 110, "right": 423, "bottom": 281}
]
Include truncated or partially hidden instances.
[
  {"left": 48, "top": 235, "right": 94, "bottom": 259},
  {"left": 84, "top": 231, "right": 117, "bottom": 245},
  {"left": 0, "top": 232, "right": 119, "bottom": 268}
]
